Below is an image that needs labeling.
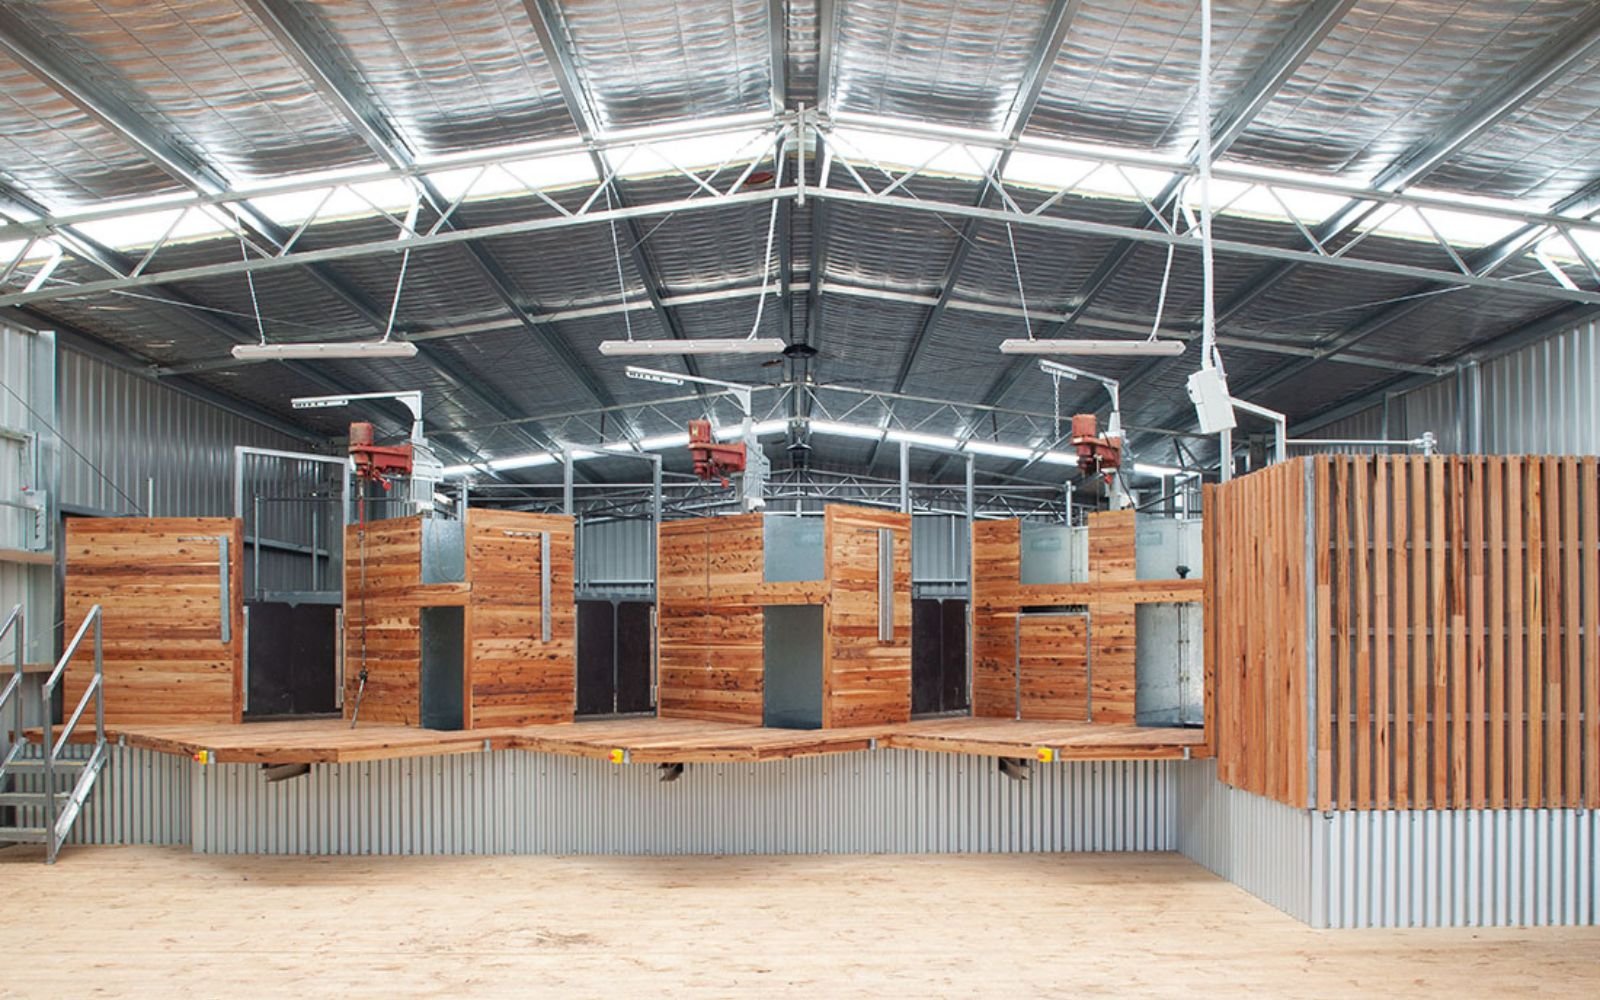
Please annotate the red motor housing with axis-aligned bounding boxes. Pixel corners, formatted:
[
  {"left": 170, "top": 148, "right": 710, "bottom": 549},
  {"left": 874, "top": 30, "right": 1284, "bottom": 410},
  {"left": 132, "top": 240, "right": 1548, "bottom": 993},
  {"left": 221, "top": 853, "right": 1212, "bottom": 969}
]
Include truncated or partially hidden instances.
[
  {"left": 687, "top": 419, "right": 747, "bottom": 486},
  {"left": 1069, "top": 413, "right": 1122, "bottom": 478},
  {"left": 348, "top": 421, "right": 413, "bottom": 491}
]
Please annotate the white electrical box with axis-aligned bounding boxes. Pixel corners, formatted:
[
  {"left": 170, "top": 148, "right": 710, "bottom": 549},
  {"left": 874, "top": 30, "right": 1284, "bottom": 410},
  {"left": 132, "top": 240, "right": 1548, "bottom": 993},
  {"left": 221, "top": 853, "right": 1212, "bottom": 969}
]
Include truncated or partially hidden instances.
[{"left": 1186, "top": 367, "right": 1237, "bottom": 434}]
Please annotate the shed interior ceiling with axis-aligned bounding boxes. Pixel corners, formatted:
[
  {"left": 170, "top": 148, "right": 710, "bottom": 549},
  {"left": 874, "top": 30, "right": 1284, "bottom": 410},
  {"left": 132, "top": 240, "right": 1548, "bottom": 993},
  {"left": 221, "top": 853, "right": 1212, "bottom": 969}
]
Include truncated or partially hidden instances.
[{"left": 1, "top": 0, "right": 1598, "bottom": 484}]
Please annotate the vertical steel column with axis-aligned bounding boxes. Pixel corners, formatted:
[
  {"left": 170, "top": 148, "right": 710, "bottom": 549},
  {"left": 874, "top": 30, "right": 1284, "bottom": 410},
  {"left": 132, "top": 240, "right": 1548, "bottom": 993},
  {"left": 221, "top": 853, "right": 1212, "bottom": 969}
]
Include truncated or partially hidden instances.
[
  {"left": 562, "top": 448, "right": 575, "bottom": 515},
  {"left": 1304, "top": 457, "right": 1319, "bottom": 809},
  {"left": 899, "top": 440, "right": 911, "bottom": 513},
  {"left": 966, "top": 455, "right": 976, "bottom": 708}
]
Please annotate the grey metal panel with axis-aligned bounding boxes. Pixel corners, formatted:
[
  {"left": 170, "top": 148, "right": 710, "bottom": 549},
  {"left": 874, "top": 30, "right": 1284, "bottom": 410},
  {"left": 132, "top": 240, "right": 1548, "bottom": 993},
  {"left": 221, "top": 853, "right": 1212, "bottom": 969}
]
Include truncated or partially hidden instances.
[
  {"left": 419, "top": 518, "right": 465, "bottom": 584},
  {"left": 419, "top": 606, "right": 464, "bottom": 730},
  {"left": 0, "top": 322, "right": 56, "bottom": 665},
  {"left": 1018, "top": 521, "right": 1087, "bottom": 585},
  {"left": 1480, "top": 319, "right": 1600, "bottom": 456},
  {"left": 1305, "top": 320, "right": 1600, "bottom": 459},
  {"left": 65, "top": 744, "right": 191, "bottom": 848},
  {"left": 185, "top": 749, "right": 1174, "bottom": 856},
  {"left": 762, "top": 514, "right": 825, "bottom": 583},
  {"left": 1175, "top": 760, "right": 1315, "bottom": 925},
  {"left": 762, "top": 604, "right": 824, "bottom": 729},
  {"left": 577, "top": 517, "right": 654, "bottom": 588},
  {"left": 57, "top": 346, "right": 310, "bottom": 517},
  {"left": 1134, "top": 603, "right": 1202, "bottom": 727},
  {"left": 1133, "top": 515, "right": 1203, "bottom": 581},
  {"left": 1313, "top": 808, "right": 1600, "bottom": 929},
  {"left": 911, "top": 513, "right": 969, "bottom": 585}
]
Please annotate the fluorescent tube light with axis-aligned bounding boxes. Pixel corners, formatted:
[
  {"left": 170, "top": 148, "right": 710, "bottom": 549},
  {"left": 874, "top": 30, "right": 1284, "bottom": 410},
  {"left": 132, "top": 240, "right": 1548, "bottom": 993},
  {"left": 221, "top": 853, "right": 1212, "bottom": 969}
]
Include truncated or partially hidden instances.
[
  {"left": 232, "top": 340, "right": 418, "bottom": 360},
  {"left": 599, "top": 338, "right": 786, "bottom": 356},
  {"left": 810, "top": 420, "right": 886, "bottom": 441},
  {"left": 885, "top": 428, "right": 958, "bottom": 449},
  {"left": 625, "top": 366, "right": 686, "bottom": 385},
  {"left": 1000, "top": 338, "right": 1185, "bottom": 357},
  {"left": 635, "top": 432, "right": 691, "bottom": 450},
  {"left": 963, "top": 440, "right": 1036, "bottom": 460},
  {"left": 1131, "top": 462, "right": 1185, "bottom": 478}
]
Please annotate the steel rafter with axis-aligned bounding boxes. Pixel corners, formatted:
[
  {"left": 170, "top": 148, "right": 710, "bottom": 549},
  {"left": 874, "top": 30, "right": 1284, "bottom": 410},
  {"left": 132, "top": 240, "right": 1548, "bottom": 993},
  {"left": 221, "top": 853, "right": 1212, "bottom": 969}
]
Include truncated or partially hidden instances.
[
  {"left": 0, "top": 4, "right": 559, "bottom": 459},
  {"left": 243, "top": 0, "right": 615, "bottom": 412}
]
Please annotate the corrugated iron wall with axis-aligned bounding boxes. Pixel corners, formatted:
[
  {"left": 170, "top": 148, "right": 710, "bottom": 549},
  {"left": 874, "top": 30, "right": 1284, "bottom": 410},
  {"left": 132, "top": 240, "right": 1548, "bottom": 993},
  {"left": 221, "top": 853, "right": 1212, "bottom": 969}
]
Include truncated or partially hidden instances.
[
  {"left": 57, "top": 348, "right": 311, "bottom": 517},
  {"left": 576, "top": 517, "right": 654, "bottom": 592},
  {"left": 1176, "top": 760, "right": 1315, "bottom": 924},
  {"left": 1312, "top": 808, "right": 1600, "bottom": 928},
  {"left": 1306, "top": 320, "right": 1600, "bottom": 457},
  {"left": 62, "top": 749, "right": 1174, "bottom": 856},
  {"left": 912, "top": 513, "right": 969, "bottom": 585}
]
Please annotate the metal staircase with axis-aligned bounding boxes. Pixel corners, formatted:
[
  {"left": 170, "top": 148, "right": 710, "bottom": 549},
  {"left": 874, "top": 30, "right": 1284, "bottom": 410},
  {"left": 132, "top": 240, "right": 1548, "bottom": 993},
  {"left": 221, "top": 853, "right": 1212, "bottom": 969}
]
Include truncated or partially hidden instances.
[{"left": 0, "top": 603, "right": 108, "bottom": 863}]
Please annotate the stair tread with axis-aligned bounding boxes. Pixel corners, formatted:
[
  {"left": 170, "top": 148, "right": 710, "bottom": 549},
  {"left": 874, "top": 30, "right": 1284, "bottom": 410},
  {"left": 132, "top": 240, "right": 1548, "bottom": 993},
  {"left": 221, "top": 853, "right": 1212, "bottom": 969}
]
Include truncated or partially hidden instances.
[
  {"left": 5, "top": 757, "right": 90, "bottom": 768},
  {"left": 0, "top": 790, "right": 70, "bottom": 802}
]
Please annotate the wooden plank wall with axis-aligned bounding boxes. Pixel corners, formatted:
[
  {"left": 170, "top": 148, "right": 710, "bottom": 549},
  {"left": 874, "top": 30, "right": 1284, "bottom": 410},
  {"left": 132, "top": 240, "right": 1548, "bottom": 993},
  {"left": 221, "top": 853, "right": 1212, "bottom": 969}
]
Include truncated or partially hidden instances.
[
  {"left": 1202, "top": 461, "right": 1307, "bottom": 806},
  {"left": 656, "top": 513, "right": 765, "bottom": 725},
  {"left": 1316, "top": 455, "right": 1600, "bottom": 811},
  {"left": 343, "top": 511, "right": 571, "bottom": 728},
  {"left": 655, "top": 506, "right": 913, "bottom": 727},
  {"left": 464, "top": 510, "right": 575, "bottom": 727},
  {"left": 64, "top": 517, "right": 243, "bottom": 725},
  {"left": 971, "top": 510, "right": 1202, "bottom": 724},
  {"left": 823, "top": 506, "right": 912, "bottom": 727},
  {"left": 1208, "top": 456, "right": 1600, "bottom": 812},
  {"left": 972, "top": 519, "right": 1022, "bottom": 717},
  {"left": 344, "top": 516, "right": 426, "bottom": 725}
]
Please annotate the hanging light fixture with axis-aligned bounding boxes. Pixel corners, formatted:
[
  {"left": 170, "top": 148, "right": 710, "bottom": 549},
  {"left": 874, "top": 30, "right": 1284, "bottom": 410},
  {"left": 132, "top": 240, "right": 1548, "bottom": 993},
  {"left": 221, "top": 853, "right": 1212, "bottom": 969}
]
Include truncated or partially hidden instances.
[
  {"left": 600, "top": 338, "right": 786, "bottom": 356},
  {"left": 999, "top": 338, "right": 1185, "bottom": 357},
  {"left": 232, "top": 340, "right": 418, "bottom": 360}
]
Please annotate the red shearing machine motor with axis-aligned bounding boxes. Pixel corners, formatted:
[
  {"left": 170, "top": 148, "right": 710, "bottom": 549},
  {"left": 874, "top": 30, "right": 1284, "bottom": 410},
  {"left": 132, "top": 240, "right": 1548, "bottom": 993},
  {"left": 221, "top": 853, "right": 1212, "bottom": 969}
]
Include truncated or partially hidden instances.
[
  {"left": 1069, "top": 413, "right": 1122, "bottom": 481},
  {"left": 348, "top": 421, "right": 413, "bottom": 491},
  {"left": 687, "top": 418, "right": 747, "bottom": 487}
]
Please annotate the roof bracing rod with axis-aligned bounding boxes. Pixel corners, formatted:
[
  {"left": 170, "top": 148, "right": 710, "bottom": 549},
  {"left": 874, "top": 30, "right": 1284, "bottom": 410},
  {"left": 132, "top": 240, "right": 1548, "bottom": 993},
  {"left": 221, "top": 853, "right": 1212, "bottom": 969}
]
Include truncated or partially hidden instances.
[
  {"left": 521, "top": 0, "right": 715, "bottom": 389},
  {"left": 242, "top": 0, "right": 615, "bottom": 412},
  {"left": 0, "top": 7, "right": 558, "bottom": 462}
]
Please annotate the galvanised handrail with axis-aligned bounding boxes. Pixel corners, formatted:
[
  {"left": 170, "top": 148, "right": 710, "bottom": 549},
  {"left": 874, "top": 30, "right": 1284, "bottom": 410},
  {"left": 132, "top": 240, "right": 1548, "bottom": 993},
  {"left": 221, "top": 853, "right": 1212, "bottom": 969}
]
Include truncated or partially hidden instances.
[
  {"left": 0, "top": 604, "right": 22, "bottom": 771},
  {"left": 39, "top": 604, "right": 103, "bottom": 852}
]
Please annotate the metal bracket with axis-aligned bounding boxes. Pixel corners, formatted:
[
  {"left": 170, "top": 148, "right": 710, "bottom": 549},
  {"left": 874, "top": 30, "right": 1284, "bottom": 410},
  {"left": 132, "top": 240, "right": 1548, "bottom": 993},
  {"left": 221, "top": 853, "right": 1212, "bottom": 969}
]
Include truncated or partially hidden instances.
[
  {"left": 876, "top": 527, "right": 893, "bottom": 642},
  {"left": 540, "top": 531, "right": 552, "bottom": 643}
]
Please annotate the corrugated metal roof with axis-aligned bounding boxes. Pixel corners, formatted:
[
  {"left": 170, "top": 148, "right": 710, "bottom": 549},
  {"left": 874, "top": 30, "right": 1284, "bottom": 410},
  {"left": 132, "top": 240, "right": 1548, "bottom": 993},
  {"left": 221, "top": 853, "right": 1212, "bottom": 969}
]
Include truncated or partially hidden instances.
[{"left": 1, "top": 0, "right": 1596, "bottom": 481}]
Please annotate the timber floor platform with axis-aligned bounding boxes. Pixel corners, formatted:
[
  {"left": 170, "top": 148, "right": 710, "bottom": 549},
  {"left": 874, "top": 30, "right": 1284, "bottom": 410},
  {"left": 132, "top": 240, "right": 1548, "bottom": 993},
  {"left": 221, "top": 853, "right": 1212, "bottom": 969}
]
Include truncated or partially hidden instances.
[
  {"left": 882, "top": 717, "right": 1207, "bottom": 760},
  {"left": 33, "top": 716, "right": 1205, "bottom": 765}
]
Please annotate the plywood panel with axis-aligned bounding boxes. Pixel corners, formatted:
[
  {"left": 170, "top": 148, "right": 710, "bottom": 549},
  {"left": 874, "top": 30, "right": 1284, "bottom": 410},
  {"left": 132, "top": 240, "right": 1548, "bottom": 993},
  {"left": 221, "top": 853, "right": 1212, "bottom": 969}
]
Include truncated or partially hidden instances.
[
  {"left": 465, "top": 511, "right": 575, "bottom": 727},
  {"left": 1206, "top": 461, "right": 1307, "bottom": 804},
  {"left": 655, "top": 515, "right": 765, "bottom": 726},
  {"left": 972, "top": 519, "right": 1021, "bottom": 718},
  {"left": 64, "top": 517, "right": 243, "bottom": 725},
  {"left": 1016, "top": 614, "right": 1089, "bottom": 721},
  {"left": 823, "top": 507, "right": 911, "bottom": 727}
]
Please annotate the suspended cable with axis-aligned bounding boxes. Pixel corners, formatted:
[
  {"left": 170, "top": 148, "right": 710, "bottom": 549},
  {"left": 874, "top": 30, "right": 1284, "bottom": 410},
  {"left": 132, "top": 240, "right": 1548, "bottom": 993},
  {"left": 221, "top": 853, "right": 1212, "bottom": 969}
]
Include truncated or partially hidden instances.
[
  {"left": 1197, "top": 0, "right": 1221, "bottom": 376},
  {"left": 239, "top": 235, "right": 266, "bottom": 346},
  {"left": 0, "top": 376, "right": 146, "bottom": 515},
  {"left": 744, "top": 199, "right": 782, "bottom": 340},
  {"left": 1005, "top": 223, "right": 1033, "bottom": 340},
  {"left": 604, "top": 186, "right": 634, "bottom": 342}
]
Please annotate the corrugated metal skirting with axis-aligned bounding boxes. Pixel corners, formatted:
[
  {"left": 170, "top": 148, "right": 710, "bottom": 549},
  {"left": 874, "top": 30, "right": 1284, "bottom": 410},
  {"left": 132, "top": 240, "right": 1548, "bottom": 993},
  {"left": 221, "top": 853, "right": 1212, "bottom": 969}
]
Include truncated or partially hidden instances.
[
  {"left": 1175, "top": 760, "right": 1314, "bottom": 923},
  {"left": 182, "top": 750, "right": 1172, "bottom": 856},
  {"left": 1313, "top": 808, "right": 1600, "bottom": 928}
]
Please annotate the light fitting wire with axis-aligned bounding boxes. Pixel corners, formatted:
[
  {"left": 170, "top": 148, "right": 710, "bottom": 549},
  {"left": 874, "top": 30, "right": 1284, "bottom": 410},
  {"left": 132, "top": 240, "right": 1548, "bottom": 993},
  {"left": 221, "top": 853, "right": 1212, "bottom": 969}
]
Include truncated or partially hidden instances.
[
  {"left": 745, "top": 198, "right": 781, "bottom": 339},
  {"left": 604, "top": 186, "right": 634, "bottom": 342},
  {"left": 239, "top": 235, "right": 266, "bottom": 345},
  {"left": 1005, "top": 223, "right": 1033, "bottom": 340}
]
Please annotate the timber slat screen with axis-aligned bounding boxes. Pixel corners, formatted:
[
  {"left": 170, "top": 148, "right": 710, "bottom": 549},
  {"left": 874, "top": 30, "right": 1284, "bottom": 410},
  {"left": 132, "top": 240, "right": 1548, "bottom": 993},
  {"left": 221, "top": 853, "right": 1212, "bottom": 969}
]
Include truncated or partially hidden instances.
[{"left": 1206, "top": 456, "right": 1599, "bottom": 811}]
